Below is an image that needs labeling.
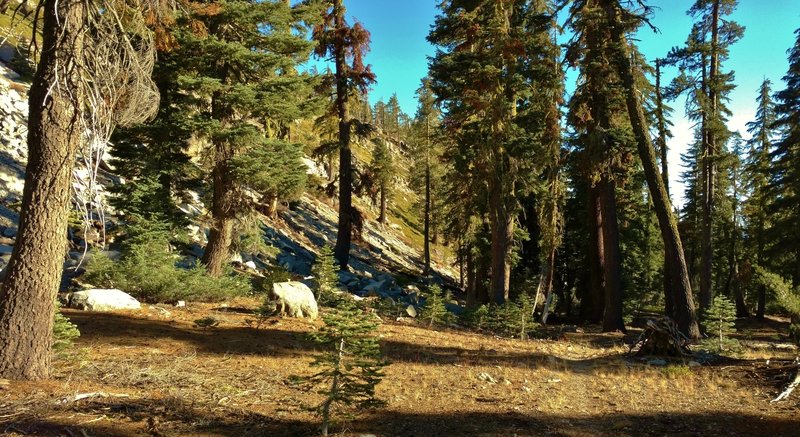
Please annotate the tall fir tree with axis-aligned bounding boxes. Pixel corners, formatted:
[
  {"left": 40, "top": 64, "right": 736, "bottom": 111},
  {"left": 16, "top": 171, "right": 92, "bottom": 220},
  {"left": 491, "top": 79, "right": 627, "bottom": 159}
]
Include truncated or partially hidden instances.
[
  {"left": 312, "top": 0, "right": 377, "bottom": 269},
  {"left": 744, "top": 79, "right": 777, "bottom": 318},
  {"left": 667, "top": 0, "right": 744, "bottom": 312},
  {"left": 429, "top": 0, "right": 562, "bottom": 304},
  {"left": 369, "top": 139, "right": 394, "bottom": 225},
  {"left": 770, "top": 28, "right": 800, "bottom": 288},
  {"left": 165, "top": 0, "right": 318, "bottom": 277}
]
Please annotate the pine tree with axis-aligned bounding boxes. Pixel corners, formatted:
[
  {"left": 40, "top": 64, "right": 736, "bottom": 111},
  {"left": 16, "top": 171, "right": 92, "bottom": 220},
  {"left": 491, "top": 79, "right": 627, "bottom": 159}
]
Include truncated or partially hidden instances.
[
  {"left": 301, "top": 299, "right": 385, "bottom": 436},
  {"left": 429, "top": 0, "right": 563, "bottom": 304},
  {"left": 421, "top": 285, "right": 454, "bottom": 327},
  {"left": 312, "top": 0, "right": 377, "bottom": 269},
  {"left": 769, "top": 28, "right": 800, "bottom": 289},
  {"left": 667, "top": 0, "right": 744, "bottom": 312},
  {"left": 313, "top": 245, "right": 339, "bottom": 304},
  {"left": 164, "top": 0, "right": 319, "bottom": 277},
  {"left": 701, "top": 295, "right": 739, "bottom": 352},
  {"left": 598, "top": 0, "right": 701, "bottom": 339},
  {"left": 369, "top": 139, "right": 394, "bottom": 225},
  {"left": 410, "top": 78, "right": 444, "bottom": 276},
  {"left": 743, "top": 79, "right": 776, "bottom": 319}
]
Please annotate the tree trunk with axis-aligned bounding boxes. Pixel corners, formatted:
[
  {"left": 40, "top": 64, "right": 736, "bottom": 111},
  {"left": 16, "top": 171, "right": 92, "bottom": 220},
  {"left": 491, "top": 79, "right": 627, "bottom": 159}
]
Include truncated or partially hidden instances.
[
  {"left": 202, "top": 143, "right": 236, "bottom": 277},
  {"left": 599, "top": 176, "right": 625, "bottom": 332},
  {"left": 378, "top": 183, "right": 387, "bottom": 225},
  {"left": 0, "top": 0, "right": 85, "bottom": 380},
  {"left": 588, "top": 185, "right": 605, "bottom": 323},
  {"left": 332, "top": 0, "right": 352, "bottom": 269},
  {"left": 466, "top": 248, "right": 477, "bottom": 308},
  {"left": 423, "top": 161, "right": 431, "bottom": 276},
  {"left": 603, "top": 0, "right": 700, "bottom": 339},
  {"left": 475, "top": 250, "right": 490, "bottom": 305},
  {"left": 700, "top": 0, "right": 721, "bottom": 313},
  {"left": 489, "top": 181, "right": 513, "bottom": 304}
]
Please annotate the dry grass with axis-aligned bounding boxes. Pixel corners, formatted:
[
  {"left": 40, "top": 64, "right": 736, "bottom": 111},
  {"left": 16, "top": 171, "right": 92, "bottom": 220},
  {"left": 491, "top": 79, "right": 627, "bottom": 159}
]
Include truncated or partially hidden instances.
[{"left": 1, "top": 301, "right": 798, "bottom": 436}]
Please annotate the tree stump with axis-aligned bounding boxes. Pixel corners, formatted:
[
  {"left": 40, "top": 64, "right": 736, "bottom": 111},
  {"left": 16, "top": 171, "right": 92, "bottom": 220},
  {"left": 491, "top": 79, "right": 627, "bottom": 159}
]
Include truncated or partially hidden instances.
[{"left": 629, "top": 317, "right": 691, "bottom": 357}]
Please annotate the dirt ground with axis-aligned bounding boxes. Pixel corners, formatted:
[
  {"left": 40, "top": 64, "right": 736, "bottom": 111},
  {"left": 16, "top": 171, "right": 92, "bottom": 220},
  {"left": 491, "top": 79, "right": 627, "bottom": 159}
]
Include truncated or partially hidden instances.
[{"left": 1, "top": 299, "right": 798, "bottom": 437}]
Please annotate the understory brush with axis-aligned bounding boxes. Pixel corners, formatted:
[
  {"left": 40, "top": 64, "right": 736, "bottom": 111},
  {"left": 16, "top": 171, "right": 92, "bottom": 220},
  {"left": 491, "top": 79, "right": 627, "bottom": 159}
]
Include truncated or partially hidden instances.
[{"left": 83, "top": 229, "right": 250, "bottom": 303}]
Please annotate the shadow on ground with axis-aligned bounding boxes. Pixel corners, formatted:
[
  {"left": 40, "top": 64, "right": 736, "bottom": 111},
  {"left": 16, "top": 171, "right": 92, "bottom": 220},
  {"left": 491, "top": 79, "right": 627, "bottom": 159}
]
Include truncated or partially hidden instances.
[{"left": 4, "top": 402, "right": 797, "bottom": 436}]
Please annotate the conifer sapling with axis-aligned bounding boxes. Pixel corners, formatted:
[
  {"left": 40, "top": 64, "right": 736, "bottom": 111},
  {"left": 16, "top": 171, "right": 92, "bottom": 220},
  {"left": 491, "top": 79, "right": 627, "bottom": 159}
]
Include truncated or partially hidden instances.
[
  {"left": 297, "top": 298, "right": 386, "bottom": 436},
  {"left": 312, "top": 245, "right": 339, "bottom": 305},
  {"left": 701, "top": 295, "right": 740, "bottom": 353}
]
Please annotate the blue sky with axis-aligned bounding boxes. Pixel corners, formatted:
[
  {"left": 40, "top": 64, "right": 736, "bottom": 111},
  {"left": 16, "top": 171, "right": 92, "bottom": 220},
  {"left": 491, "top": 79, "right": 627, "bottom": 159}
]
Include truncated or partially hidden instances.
[{"left": 317, "top": 0, "right": 800, "bottom": 205}]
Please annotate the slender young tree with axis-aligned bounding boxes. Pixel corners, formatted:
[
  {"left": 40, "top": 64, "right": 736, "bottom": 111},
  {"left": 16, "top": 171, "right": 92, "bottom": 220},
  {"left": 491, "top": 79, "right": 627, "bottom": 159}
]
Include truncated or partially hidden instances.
[{"left": 312, "top": 0, "right": 377, "bottom": 269}]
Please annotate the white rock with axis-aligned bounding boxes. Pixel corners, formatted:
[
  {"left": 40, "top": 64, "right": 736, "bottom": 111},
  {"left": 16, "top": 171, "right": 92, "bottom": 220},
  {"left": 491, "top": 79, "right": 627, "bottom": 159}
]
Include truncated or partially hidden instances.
[
  {"left": 175, "top": 300, "right": 186, "bottom": 308},
  {"left": 271, "top": 281, "right": 318, "bottom": 320},
  {"left": 245, "top": 260, "right": 257, "bottom": 271},
  {"left": 70, "top": 289, "right": 141, "bottom": 312}
]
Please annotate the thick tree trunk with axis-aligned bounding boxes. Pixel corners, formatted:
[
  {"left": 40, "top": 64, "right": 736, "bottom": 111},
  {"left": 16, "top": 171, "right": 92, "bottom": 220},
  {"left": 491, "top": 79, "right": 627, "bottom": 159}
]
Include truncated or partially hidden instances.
[
  {"left": 202, "top": 144, "right": 236, "bottom": 277},
  {"left": 332, "top": 0, "right": 352, "bottom": 269},
  {"left": 656, "top": 59, "right": 676, "bottom": 318},
  {"left": 0, "top": 0, "right": 85, "bottom": 380},
  {"left": 489, "top": 181, "right": 513, "bottom": 304},
  {"left": 588, "top": 185, "right": 605, "bottom": 323},
  {"left": 378, "top": 183, "right": 387, "bottom": 225},
  {"left": 603, "top": 0, "right": 700, "bottom": 339},
  {"left": 599, "top": 176, "right": 625, "bottom": 332}
]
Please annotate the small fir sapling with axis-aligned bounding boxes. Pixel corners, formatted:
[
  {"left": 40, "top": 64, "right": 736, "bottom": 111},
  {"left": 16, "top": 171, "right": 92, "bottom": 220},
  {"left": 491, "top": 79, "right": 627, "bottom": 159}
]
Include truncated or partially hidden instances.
[
  {"left": 312, "top": 245, "right": 339, "bottom": 305},
  {"left": 701, "top": 295, "right": 740, "bottom": 353},
  {"left": 294, "top": 298, "right": 386, "bottom": 436},
  {"left": 420, "top": 284, "right": 454, "bottom": 327}
]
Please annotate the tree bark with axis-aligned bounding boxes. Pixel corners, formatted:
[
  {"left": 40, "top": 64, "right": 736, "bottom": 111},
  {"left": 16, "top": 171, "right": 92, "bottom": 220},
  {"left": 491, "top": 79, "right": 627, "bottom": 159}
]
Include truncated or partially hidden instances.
[
  {"left": 587, "top": 185, "right": 605, "bottom": 323},
  {"left": 466, "top": 248, "right": 477, "bottom": 308},
  {"left": 378, "top": 183, "right": 387, "bottom": 225},
  {"left": 599, "top": 176, "right": 625, "bottom": 332},
  {"left": 0, "top": 0, "right": 85, "bottom": 380},
  {"left": 700, "top": 0, "right": 721, "bottom": 313},
  {"left": 603, "top": 0, "right": 701, "bottom": 339},
  {"left": 489, "top": 179, "right": 513, "bottom": 304},
  {"left": 332, "top": 0, "right": 352, "bottom": 269},
  {"left": 202, "top": 143, "right": 236, "bottom": 277},
  {"left": 423, "top": 141, "right": 431, "bottom": 276}
]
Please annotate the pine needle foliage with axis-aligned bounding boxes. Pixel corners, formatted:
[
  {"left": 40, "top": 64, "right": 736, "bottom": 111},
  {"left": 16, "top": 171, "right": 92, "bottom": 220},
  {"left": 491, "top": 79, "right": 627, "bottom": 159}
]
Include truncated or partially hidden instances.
[
  {"left": 298, "top": 299, "right": 386, "bottom": 436},
  {"left": 421, "top": 285, "right": 454, "bottom": 327},
  {"left": 52, "top": 302, "right": 80, "bottom": 356},
  {"left": 700, "top": 295, "right": 740, "bottom": 353},
  {"left": 312, "top": 245, "right": 339, "bottom": 305}
]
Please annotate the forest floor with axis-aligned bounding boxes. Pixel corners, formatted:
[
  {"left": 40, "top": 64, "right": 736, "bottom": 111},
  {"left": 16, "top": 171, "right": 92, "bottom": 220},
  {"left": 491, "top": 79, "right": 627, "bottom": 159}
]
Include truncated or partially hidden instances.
[{"left": 1, "top": 300, "right": 799, "bottom": 437}]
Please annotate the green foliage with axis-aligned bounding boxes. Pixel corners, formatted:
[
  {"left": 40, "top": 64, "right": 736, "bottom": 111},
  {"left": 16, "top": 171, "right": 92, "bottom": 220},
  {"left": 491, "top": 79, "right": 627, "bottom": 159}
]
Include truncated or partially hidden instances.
[
  {"left": 295, "top": 298, "right": 386, "bottom": 435},
  {"left": 752, "top": 266, "right": 800, "bottom": 316},
  {"left": 700, "top": 295, "right": 740, "bottom": 353},
  {"left": 420, "top": 285, "right": 455, "bottom": 327},
  {"left": 259, "top": 265, "right": 293, "bottom": 295},
  {"left": 83, "top": 227, "right": 251, "bottom": 303},
  {"left": 230, "top": 139, "right": 308, "bottom": 202},
  {"left": 460, "top": 297, "right": 538, "bottom": 339},
  {"left": 193, "top": 317, "right": 220, "bottom": 329},
  {"left": 53, "top": 302, "right": 80, "bottom": 356},
  {"left": 312, "top": 245, "right": 339, "bottom": 305}
]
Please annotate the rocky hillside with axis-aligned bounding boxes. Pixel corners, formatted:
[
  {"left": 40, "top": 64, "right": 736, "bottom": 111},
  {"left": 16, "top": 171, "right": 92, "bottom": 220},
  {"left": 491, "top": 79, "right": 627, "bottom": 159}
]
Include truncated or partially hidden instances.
[{"left": 0, "top": 60, "right": 456, "bottom": 305}]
